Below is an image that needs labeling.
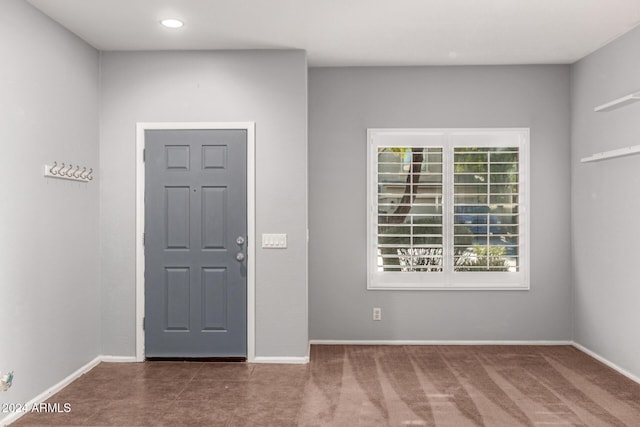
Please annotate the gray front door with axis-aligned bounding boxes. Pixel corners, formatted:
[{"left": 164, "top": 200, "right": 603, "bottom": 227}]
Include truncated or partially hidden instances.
[{"left": 144, "top": 129, "right": 247, "bottom": 357}]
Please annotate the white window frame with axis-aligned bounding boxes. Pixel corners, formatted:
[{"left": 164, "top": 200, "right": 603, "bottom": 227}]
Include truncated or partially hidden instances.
[{"left": 367, "top": 128, "right": 530, "bottom": 290}]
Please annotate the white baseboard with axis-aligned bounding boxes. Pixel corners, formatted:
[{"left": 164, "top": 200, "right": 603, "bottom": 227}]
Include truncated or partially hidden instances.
[
  {"left": 1, "top": 356, "right": 102, "bottom": 427},
  {"left": 310, "top": 339, "right": 573, "bottom": 346},
  {"left": 572, "top": 342, "right": 640, "bottom": 385},
  {"left": 100, "top": 355, "right": 138, "bottom": 363},
  {"left": 252, "top": 356, "right": 309, "bottom": 364}
]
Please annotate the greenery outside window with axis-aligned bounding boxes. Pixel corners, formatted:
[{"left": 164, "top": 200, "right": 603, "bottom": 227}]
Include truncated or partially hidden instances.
[{"left": 367, "top": 128, "right": 529, "bottom": 290}]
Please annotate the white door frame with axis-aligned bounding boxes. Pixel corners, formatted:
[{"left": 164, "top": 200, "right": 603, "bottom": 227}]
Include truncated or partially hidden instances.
[{"left": 135, "top": 122, "right": 256, "bottom": 362}]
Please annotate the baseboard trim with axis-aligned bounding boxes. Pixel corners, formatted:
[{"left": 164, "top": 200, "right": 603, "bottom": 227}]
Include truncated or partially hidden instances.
[
  {"left": 1, "top": 356, "right": 102, "bottom": 427},
  {"left": 252, "top": 356, "right": 309, "bottom": 364},
  {"left": 310, "top": 339, "right": 573, "bottom": 346},
  {"left": 572, "top": 342, "right": 640, "bottom": 385},
  {"left": 100, "top": 355, "right": 138, "bottom": 363}
]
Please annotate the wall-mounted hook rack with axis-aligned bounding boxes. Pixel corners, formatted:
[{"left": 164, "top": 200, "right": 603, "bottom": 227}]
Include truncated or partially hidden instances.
[{"left": 44, "top": 161, "right": 94, "bottom": 183}]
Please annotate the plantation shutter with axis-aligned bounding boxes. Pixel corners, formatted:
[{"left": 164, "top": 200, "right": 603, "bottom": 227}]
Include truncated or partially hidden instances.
[
  {"left": 453, "top": 147, "right": 520, "bottom": 272},
  {"left": 367, "top": 128, "right": 528, "bottom": 290},
  {"left": 376, "top": 147, "right": 443, "bottom": 272}
]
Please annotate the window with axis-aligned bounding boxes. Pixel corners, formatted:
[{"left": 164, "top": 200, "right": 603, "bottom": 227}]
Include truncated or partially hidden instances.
[{"left": 367, "top": 128, "right": 529, "bottom": 290}]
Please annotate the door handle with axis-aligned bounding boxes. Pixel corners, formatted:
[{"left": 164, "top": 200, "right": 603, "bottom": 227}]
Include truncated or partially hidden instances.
[{"left": 236, "top": 252, "right": 245, "bottom": 262}]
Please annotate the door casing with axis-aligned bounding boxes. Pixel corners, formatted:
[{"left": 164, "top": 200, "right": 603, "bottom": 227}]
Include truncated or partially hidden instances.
[{"left": 135, "top": 122, "right": 256, "bottom": 362}]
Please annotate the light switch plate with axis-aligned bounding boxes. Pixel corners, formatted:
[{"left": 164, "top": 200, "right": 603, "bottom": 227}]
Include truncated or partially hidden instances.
[{"left": 262, "top": 233, "right": 287, "bottom": 248}]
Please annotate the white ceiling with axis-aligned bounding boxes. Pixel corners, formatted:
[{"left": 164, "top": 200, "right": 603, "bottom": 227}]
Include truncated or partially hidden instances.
[{"left": 27, "top": 0, "right": 640, "bottom": 67}]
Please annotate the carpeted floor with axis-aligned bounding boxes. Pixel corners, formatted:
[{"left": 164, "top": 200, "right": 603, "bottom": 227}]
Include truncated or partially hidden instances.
[{"left": 12, "top": 345, "right": 640, "bottom": 426}]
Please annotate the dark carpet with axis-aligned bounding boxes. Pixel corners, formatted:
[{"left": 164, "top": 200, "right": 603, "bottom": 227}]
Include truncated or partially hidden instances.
[{"left": 12, "top": 345, "right": 640, "bottom": 426}]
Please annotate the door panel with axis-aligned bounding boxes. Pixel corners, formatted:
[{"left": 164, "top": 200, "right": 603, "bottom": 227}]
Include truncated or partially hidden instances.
[
  {"left": 165, "top": 187, "right": 190, "bottom": 249},
  {"left": 202, "top": 267, "right": 228, "bottom": 330},
  {"left": 145, "top": 129, "right": 247, "bottom": 357},
  {"left": 166, "top": 267, "right": 190, "bottom": 330},
  {"left": 202, "top": 187, "right": 227, "bottom": 249}
]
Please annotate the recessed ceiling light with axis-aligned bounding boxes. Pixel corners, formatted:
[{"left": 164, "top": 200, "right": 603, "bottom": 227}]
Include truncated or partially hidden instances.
[{"left": 160, "top": 19, "right": 184, "bottom": 29}]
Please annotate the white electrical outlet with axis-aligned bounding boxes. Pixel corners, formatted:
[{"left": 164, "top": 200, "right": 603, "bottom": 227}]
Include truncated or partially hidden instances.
[{"left": 373, "top": 307, "right": 382, "bottom": 321}]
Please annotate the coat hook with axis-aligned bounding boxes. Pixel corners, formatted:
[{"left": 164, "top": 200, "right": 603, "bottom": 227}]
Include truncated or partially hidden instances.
[{"left": 45, "top": 162, "right": 92, "bottom": 183}]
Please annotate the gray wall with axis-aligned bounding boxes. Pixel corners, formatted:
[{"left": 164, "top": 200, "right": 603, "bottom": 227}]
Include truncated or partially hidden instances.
[
  {"left": 309, "top": 66, "right": 572, "bottom": 341},
  {"left": 0, "top": 0, "right": 100, "bottom": 415},
  {"left": 571, "top": 27, "right": 640, "bottom": 379},
  {"left": 99, "top": 50, "right": 308, "bottom": 358}
]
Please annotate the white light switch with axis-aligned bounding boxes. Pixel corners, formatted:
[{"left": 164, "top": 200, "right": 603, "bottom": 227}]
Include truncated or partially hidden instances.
[{"left": 262, "top": 233, "right": 287, "bottom": 248}]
